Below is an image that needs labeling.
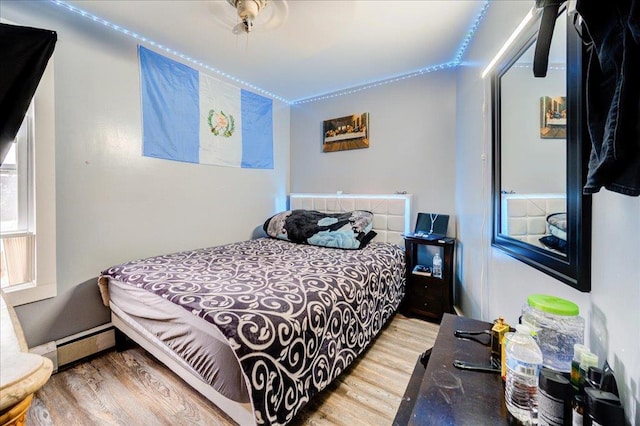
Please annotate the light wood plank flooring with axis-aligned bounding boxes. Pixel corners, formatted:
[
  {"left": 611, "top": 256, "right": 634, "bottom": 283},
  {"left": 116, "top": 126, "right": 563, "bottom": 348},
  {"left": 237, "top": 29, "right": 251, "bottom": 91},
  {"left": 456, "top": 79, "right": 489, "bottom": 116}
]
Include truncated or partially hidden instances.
[{"left": 26, "top": 314, "right": 438, "bottom": 426}]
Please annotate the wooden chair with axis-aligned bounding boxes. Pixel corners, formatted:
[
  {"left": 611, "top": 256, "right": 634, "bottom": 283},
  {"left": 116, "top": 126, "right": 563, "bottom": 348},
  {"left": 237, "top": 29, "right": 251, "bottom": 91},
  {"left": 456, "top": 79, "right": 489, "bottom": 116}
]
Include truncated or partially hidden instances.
[{"left": 0, "top": 291, "right": 53, "bottom": 426}]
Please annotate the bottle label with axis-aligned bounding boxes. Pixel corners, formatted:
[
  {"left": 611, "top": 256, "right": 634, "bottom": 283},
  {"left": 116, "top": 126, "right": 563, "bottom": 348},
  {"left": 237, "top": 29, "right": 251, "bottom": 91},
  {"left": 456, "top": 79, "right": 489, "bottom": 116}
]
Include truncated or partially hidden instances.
[
  {"left": 538, "top": 390, "right": 565, "bottom": 426},
  {"left": 570, "top": 360, "right": 581, "bottom": 389},
  {"left": 507, "top": 357, "right": 541, "bottom": 377},
  {"left": 571, "top": 409, "right": 582, "bottom": 426}
]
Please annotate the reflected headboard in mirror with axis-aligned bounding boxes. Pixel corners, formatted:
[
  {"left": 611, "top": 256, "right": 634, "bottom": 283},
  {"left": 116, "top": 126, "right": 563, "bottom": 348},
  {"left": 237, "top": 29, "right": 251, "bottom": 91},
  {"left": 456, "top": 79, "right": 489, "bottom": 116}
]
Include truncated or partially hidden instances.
[{"left": 491, "top": 6, "right": 591, "bottom": 292}]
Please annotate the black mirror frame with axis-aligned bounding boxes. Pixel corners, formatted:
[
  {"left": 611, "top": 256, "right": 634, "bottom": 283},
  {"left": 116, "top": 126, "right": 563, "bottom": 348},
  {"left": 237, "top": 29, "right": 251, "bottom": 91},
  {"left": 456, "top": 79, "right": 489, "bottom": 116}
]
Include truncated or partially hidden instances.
[{"left": 491, "top": 9, "right": 591, "bottom": 292}]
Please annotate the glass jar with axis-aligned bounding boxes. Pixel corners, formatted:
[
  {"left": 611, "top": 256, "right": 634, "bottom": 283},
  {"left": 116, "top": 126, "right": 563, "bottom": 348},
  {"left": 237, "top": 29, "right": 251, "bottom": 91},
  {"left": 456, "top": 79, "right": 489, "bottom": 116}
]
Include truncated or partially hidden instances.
[{"left": 521, "top": 294, "right": 585, "bottom": 373}]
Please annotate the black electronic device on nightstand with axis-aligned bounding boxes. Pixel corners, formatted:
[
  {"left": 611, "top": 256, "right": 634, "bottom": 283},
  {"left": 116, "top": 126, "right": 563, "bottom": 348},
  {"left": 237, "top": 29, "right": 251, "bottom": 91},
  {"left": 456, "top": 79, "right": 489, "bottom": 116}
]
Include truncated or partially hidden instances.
[
  {"left": 403, "top": 219, "right": 455, "bottom": 322},
  {"left": 407, "top": 212, "right": 450, "bottom": 240}
]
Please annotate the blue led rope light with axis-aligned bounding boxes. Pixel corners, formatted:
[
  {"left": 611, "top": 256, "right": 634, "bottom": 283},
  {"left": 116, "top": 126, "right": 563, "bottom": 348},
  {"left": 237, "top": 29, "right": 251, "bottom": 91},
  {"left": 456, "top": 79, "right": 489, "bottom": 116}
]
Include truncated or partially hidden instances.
[
  {"left": 293, "top": 1, "right": 489, "bottom": 104},
  {"left": 512, "top": 64, "right": 566, "bottom": 70},
  {"left": 453, "top": 0, "right": 490, "bottom": 65},
  {"left": 293, "top": 61, "right": 458, "bottom": 105},
  {"left": 49, "top": 0, "right": 290, "bottom": 104},
  {"left": 50, "top": 0, "right": 489, "bottom": 105}
]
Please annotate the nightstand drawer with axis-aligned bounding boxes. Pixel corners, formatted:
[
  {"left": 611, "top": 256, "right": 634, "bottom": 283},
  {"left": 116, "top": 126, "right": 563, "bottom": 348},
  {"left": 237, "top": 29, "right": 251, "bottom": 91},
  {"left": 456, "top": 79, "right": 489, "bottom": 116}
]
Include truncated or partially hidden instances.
[
  {"left": 406, "top": 294, "right": 443, "bottom": 318},
  {"left": 409, "top": 281, "right": 443, "bottom": 304}
]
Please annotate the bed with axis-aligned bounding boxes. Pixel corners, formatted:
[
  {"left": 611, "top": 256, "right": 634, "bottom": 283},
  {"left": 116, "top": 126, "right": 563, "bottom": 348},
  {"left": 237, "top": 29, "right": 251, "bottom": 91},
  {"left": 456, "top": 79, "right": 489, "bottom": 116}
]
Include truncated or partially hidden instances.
[
  {"left": 500, "top": 193, "right": 566, "bottom": 252},
  {"left": 98, "top": 193, "right": 412, "bottom": 425}
]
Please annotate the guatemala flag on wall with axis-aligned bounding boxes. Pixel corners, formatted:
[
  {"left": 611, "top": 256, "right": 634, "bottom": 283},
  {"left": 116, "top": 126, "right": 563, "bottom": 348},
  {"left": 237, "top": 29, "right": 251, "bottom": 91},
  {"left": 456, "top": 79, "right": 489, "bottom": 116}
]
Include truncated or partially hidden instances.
[{"left": 139, "top": 46, "right": 273, "bottom": 169}]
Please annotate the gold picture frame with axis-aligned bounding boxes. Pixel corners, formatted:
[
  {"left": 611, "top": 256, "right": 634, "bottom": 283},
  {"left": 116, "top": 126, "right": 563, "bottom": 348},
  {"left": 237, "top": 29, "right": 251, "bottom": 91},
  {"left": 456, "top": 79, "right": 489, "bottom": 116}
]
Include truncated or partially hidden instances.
[
  {"left": 540, "top": 96, "right": 566, "bottom": 139},
  {"left": 322, "top": 112, "right": 369, "bottom": 152}
]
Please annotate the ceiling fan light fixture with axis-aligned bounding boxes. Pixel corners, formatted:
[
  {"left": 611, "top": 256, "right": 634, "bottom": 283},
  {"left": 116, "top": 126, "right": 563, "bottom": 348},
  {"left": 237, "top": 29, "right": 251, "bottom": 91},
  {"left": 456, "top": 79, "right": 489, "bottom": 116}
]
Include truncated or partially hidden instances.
[{"left": 227, "top": 0, "right": 270, "bottom": 33}]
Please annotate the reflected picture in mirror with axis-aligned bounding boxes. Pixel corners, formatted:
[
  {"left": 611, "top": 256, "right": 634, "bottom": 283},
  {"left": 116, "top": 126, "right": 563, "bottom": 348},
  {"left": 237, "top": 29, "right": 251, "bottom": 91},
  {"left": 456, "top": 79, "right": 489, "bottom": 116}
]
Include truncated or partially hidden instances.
[
  {"left": 491, "top": 6, "right": 591, "bottom": 292},
  {"left": 540, "top": 96, "right": 566, "bottom": 139}
]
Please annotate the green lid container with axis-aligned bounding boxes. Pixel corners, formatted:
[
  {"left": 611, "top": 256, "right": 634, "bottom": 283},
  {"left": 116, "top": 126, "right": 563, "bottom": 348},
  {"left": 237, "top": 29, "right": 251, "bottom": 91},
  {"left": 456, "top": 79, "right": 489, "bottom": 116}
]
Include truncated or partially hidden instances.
[{"left": 527, "top": 294, "right": 579, "bottom": 316}]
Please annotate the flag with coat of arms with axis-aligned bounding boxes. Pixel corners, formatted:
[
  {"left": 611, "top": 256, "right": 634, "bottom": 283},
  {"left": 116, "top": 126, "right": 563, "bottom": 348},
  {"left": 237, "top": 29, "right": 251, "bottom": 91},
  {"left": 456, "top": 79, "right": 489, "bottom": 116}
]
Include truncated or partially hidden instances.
[{"left": 139, "top": 45, "right": 273, "bottom": 169}]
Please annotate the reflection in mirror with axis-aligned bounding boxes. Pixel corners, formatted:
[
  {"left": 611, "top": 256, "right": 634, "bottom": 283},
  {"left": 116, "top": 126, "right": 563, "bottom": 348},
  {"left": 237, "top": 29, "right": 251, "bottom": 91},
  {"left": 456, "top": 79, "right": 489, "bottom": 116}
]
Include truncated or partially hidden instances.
[
  {"left": 500, "top": 14, "right": 567, "bottom": 256},
  {"left": 492, "top": 7, "right": 591, "bottom": 292}
]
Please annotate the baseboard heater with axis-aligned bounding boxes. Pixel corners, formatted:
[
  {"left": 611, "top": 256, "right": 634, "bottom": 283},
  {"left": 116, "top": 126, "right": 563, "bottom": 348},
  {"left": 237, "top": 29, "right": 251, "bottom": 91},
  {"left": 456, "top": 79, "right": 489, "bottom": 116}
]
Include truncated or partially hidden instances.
[{"left": 30, "top": 323, "right": 116, "bottom": 372}]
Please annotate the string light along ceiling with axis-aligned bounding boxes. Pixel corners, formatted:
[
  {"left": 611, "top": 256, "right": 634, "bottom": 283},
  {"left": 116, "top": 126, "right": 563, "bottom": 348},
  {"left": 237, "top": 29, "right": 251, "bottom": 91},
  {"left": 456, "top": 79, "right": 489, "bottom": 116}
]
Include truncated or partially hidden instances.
[{"left": 49, "top": 0, "right": 489, "bottom": 105}]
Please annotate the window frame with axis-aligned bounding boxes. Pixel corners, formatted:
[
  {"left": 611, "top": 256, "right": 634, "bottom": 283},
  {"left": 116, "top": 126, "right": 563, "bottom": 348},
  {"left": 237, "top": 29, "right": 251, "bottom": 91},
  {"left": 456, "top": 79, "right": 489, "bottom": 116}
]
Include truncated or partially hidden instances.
[{"left": 1, "top": 56, "right": 57, "bottom": 306}]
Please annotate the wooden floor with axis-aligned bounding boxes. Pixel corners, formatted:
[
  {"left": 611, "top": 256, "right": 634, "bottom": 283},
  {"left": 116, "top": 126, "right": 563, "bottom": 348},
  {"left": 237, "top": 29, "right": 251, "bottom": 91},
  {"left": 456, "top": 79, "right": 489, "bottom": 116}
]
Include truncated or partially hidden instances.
[{"left": 26, "top": 314, "right": 438, "bottom": 426}]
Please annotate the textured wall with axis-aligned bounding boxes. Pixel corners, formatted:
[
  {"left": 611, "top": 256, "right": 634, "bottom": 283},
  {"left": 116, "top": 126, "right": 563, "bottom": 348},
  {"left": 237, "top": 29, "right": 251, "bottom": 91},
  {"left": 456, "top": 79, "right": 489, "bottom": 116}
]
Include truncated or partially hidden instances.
[
  {"left": 290, "top": 70, "right": 458, "bottom": 237},
  {"left": 2, "top": 1, "right": 290, "bottom": 346}
]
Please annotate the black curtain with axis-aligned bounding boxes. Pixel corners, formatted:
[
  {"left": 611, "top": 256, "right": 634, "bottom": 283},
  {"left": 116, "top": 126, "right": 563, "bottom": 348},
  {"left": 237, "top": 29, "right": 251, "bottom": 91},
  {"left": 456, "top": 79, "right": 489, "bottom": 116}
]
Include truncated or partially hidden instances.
[{"left": 0, "top": 23, "right": 57, "bottom": 165}]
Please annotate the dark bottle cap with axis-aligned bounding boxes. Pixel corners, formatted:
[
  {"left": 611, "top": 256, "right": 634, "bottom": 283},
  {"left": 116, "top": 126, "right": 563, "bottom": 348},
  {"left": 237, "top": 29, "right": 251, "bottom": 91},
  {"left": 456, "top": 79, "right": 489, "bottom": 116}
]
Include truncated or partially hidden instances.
[
  {"left": 586, "top": 366, "right": 603, "bottom": 388},
  {"left": 584, "top": 388, "right": 625, "bottom": 425},
  {"left": 539, "top": 366, "right": 571, "bottom": 399},
  {"left": 601, "top": 367, "right": 620, "bottom": 397}
]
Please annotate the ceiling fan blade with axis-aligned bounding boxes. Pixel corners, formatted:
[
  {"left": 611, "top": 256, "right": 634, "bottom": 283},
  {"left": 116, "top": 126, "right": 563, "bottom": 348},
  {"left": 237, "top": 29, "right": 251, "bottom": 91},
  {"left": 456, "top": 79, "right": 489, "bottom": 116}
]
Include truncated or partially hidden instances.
[
  {"left": 259, "top": 0, "right": 289, "bottom": 30},
  {"left": 207, "top": 0, "right": 240, "bottom": 30}
]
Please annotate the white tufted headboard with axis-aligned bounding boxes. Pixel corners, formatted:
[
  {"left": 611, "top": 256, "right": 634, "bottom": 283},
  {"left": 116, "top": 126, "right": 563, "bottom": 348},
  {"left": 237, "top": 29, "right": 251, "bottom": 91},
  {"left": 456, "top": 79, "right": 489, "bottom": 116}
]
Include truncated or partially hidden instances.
[
  {"left": 501, "top": 193, "right": 566, "bottom": 246},
  {"left": 289, "top": 193, "right": 412, "bottom": 246}
]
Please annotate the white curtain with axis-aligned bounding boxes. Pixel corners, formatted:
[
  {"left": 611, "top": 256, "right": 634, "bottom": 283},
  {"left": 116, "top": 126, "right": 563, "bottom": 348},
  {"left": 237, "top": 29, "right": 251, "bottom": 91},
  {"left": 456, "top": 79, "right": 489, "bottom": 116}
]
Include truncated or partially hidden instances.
[{"left": 0, "top": 233, "right": 34, "bottom": 286}]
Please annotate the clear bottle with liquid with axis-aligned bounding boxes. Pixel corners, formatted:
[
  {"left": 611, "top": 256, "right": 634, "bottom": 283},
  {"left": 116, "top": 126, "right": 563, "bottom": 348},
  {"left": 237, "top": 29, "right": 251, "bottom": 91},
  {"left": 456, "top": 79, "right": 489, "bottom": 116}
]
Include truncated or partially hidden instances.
[
  {"left": 432, "top": 252, "right": 442, "bottom": 278},
  {"left": 505, "top": 323, "right": 543, "bottom": 425},
  {"left": 571, "top": 343, "right": 589, "bottom": 392}
]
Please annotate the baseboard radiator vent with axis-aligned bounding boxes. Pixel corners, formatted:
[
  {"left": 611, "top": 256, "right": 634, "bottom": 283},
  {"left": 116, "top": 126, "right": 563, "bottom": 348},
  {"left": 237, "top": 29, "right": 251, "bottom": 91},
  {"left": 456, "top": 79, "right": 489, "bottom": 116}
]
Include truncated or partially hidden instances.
[
  {"left": 30, "top": 323, "right": 115, "bottom": 373},
  {"left": 29, "top": 341, "right": 58, "bottom": 373}
]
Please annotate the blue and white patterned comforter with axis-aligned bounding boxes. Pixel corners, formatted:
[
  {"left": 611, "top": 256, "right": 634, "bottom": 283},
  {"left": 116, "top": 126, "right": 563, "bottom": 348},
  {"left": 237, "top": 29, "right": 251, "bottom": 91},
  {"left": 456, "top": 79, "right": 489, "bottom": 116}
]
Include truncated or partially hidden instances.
[{"left": 100, "top": 238, "right": 405, "bottom": 425}]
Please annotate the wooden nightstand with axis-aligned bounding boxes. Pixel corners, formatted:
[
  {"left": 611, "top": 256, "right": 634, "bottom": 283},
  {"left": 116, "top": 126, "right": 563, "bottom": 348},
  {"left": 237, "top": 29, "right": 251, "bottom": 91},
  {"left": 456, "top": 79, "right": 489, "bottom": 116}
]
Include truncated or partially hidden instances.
[{"left": 403, "top": 235, "right": 455, "bottom": 322}]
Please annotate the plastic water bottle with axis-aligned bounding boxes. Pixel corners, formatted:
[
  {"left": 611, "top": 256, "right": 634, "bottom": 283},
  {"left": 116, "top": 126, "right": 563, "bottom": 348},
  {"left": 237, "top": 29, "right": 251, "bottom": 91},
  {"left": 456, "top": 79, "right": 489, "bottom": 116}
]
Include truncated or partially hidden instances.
[
  {"left": 505, "top": 323, "right": 543, "bottom": 425},
  {"left": 432, "top": 252, "right": 442, "bottom": 278}
]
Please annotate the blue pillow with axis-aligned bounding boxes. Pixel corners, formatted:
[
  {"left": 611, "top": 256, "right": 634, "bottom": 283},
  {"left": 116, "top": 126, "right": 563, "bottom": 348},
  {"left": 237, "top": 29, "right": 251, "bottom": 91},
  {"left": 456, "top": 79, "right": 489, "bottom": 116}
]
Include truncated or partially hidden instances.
[{"left": 263, "top": 210, "right": 376, "bottom": 249}]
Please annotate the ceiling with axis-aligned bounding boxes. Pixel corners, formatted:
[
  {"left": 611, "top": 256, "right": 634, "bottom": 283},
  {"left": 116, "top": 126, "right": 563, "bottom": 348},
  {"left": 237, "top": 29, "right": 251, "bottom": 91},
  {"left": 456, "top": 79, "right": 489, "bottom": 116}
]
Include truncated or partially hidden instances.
[{"left": 62, "top": 0, "right": 489, "bottom": 103}]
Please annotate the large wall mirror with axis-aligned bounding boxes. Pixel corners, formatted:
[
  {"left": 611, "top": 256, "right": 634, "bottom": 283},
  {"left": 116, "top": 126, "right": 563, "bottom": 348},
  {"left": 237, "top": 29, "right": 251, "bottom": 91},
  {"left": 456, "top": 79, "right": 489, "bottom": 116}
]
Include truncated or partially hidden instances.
[{"left": 491, "top": 7, "right": 591, "bottom": 292}]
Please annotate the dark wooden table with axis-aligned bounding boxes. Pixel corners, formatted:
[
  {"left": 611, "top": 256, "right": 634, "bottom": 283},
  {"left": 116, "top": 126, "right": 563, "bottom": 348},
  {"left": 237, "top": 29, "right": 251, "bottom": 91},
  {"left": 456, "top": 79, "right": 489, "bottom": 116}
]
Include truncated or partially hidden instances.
[{"left": 395, "top": 313, "right": 510, "bottom": 425}]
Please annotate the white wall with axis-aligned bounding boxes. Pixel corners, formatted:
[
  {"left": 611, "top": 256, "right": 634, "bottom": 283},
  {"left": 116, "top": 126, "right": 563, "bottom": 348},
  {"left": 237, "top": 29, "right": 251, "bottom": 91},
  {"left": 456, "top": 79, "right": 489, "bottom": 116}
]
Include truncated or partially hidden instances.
[
  {"left": 2, "top": 1, "right": 290, "bottom": 345},
  {"left": 290, "top": 71, "right": 458, "bottom": 236},
  {"left": 456, "top": 2, "right": 640, "bottom": 424}
]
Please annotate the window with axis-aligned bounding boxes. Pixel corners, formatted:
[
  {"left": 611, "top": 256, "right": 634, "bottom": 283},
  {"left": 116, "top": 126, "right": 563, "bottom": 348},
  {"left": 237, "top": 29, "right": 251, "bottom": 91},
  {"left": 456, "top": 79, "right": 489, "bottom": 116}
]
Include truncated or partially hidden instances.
[
  {"left": 0, "top": 58, "right": 56, "bottom": 305},
  {"left": 1, "top": 104, "right": 35, "bottom": 288}
]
